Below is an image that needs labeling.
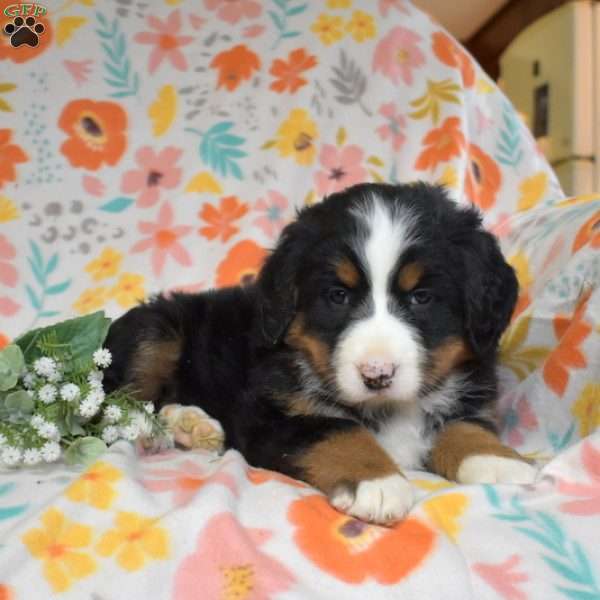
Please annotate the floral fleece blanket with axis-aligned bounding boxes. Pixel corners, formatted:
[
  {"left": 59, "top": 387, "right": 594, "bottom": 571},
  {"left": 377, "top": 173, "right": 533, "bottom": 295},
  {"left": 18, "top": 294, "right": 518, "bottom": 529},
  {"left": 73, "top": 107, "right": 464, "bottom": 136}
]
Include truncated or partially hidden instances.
[{"left": 0, "top": 0, "right": 599, "bottom": 598}]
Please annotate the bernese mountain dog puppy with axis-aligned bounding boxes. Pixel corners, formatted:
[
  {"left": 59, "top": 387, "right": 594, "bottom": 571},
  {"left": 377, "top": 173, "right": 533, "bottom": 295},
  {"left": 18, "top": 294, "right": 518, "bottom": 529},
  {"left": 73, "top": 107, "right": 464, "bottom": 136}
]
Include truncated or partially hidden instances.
[{"left": 104, "top": 182, "right": 536, "bottom": 525}]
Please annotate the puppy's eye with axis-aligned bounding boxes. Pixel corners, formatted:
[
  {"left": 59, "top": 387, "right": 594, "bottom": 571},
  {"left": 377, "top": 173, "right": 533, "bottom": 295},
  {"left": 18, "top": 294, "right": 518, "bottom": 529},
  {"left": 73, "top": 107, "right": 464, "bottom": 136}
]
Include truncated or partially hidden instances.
[
  {"left": 410, "top": 289, "right": 432, "bottom": 306},
  {"left": 328, "top": 287, "right": 349, "bottom": 306}
]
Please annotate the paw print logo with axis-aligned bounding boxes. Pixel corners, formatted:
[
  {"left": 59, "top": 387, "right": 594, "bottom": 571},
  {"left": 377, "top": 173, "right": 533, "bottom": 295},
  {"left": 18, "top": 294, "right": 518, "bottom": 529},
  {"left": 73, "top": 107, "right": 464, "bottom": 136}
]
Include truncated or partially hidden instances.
[{"left": 3, "top": 16, "right": 45, "bottom": 48}]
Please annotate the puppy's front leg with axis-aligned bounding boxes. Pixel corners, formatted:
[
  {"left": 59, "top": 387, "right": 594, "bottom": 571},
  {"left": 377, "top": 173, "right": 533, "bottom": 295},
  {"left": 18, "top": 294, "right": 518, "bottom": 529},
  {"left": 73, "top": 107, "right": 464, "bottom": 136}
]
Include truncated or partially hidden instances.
[
  {"left": 429, "top": 421, "right": 537, "bottom": 484},
  {"left": 244, "top": 416, "right": 414, "bottom": 525}
]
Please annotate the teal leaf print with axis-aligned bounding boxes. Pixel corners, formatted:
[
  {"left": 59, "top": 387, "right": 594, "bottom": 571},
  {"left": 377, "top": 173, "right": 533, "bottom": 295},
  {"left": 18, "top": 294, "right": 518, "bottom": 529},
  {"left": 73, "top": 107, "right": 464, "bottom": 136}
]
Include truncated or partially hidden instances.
[
  {"left": 186, "top": 123, "right": 247, "bottom": 180},
  {"left": 269, "top": 0, "right": 308, "bottom": 49},
  {"left": 486, "top": 492, "right": 600, "bottom": 599},
  {"left": 495, "top": 102, "right": 523, "bottom": 168},
  {"left": 100, "top": 196, "right": 135, "bottom": 213},
  {"left": 96, "top": 13, "right": 139, "bottom": 98},
  {"left": 0, "top": 483, "right": 27, "bottom": 523},
  {"left": 26, "top": 241, "right": 72, "bottom": 327}
]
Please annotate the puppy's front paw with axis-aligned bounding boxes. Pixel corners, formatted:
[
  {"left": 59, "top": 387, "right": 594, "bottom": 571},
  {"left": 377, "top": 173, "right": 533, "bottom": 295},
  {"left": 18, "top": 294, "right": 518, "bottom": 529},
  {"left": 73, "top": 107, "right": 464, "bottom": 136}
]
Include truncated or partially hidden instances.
[
  {"left": 330, "top": 473, "right": 414, "bottom": 525},
  {"left": 457, "top": 454, "right": 537, "bottom": 485},
  {"left": 160, "top": 404, "right": 225, "bottom": 452}
]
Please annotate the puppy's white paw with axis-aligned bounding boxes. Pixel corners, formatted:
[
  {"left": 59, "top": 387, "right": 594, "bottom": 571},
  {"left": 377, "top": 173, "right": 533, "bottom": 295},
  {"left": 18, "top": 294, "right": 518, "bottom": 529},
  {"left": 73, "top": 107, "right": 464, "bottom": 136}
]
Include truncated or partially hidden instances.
[
  {"left": 457, "top": 454, "right": 537, "bottom": 485},
  {"left": 330, "top": 473, "right": 414, "bottom": 525}
]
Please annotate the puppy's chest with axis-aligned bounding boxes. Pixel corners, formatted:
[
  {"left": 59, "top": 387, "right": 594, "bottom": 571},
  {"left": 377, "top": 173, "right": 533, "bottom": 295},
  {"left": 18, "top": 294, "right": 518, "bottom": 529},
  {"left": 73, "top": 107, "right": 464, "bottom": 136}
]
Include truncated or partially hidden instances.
[{"left": 373, "top": 409, "right": 434, "bottom": 470}]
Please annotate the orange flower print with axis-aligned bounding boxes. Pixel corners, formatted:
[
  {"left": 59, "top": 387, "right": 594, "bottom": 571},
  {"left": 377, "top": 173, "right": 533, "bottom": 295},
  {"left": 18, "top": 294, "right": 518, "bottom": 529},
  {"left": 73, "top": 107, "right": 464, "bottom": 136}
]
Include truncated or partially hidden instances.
[
  {"left": 543, "top": 289, "right": 593, "bottom": 396},
  {"left": 289, "top": 495, "right": 435, "bottom": 584},
  {"left": 464, "top": 143, "right": 501, "bottom": 211},
  {"left": 270, "top": 48, "right": 318, "bottom": 94},
  {"left": 198, "top": 196, "right": 249, "bottom": 243},
  {"left": 0, "top": 333, "right": 9, "bottom": 349},
  {"left": 414, "top": 117, "right": 465, "bottom": 171},
  {"left": 211, "top": 44, "right": 261, "bottom": 91},
  {"left": 0, "top": 1, "right": 53, "bottom": 64},
  {"left": 0, "top": 129, "right": 28, "bottom": 189},
  {"left": 432, "top": 31, "right": 475, "bottom": 88},
  {"left": 0, "top": 583, "right": 13, "bottom": 600},
  {"left": 215, "top": 240, "right": 266, "bottom": 288},
  {"left": 572, "top": 211, "right": 600, "bottom": 253},
  {"left": 59, "top": 99, "right": 127, "bottom": 171}
]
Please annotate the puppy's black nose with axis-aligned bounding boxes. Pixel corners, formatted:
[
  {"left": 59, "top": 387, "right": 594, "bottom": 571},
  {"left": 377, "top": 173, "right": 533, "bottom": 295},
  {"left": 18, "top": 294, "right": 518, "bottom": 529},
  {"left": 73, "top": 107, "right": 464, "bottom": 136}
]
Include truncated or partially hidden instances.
[{"left": 357, "top": 360, "right": 396, "bottom": 391}]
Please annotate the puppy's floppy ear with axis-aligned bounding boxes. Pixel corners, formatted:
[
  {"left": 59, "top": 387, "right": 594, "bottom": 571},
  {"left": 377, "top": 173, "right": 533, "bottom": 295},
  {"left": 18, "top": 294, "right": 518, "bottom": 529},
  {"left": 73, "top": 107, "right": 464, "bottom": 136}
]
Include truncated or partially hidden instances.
[
  {"left": 459, "top": 227, "right": 518, "bottom": 357},
  {"left": 253, "top": 218, "right": 311, "bottom": 346}
]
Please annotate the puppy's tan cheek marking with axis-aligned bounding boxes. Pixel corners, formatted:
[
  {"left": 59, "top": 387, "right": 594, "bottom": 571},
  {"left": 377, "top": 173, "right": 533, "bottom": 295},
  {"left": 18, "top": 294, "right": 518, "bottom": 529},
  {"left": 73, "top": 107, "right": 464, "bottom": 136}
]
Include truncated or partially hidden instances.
[
  {"left": 285, "top": 314, "right": 331, "bottom": 377},
  {"left": 130, "top": 338, "right": 181, "bottom": 405},
  {"left": 426, "top": 337, "right": 473, "bottom": 383},
  {"left": 429, "top": 422, "right": 524, "bottom": 481},
  {"left": 295, "top": 428, "right": 401, "bottom": 496},
  {"left": 334, "top": 257, "right": 360, "bottom": 288},
  {"left": 398, "top": 262, "right": 424, "bottom": 292}
]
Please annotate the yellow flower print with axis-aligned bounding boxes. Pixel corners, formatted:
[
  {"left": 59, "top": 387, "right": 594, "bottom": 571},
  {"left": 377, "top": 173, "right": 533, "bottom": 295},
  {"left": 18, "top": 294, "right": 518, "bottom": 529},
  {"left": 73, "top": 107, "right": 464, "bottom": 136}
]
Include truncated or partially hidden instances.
[
  {"left": 423, "top": 493, "right": 469, "bottom": 542},
  {"left": 507, "top": 251, "right": 533, "bottom": 290},
  {"left": 311, "top": 14, "right": 345, "bottom": 46},
  {"left": 0, "top": 196, "right": 19, "bottom": 222},
  {"left": 518, "top": 172, "right": 548, "bottom": 211},
  {"left": 22, "top": 508, "right": 96, "bottom": 593},
  {"left": 73, "top": 287, "right": 107, "bottom": 314},
  {"left": 185, "top": 171, "right": 223, "bottom": 194},
  {"left": 97, "top": 511, "right": 169, "bottom": 571},
  {"left": 327, "top": 0, "right": 351, "bottom": 7},
  {"left": 110, "top": 273, "right": 146, "bottom": 309},
  {"left": 275, "top": 109, "right": 318, "bottom": 166},
  {"left": 85, "top": 247, "right": 123, "bottom": 281},
  {"left": 66, "top": 461, "right": 123, "bottom": 510},
  {"left": 345, "top": 11, "right": 376, "bottom": 42},
  {"left": 571, "top": 383, "right": 600, "bottom": 437}
]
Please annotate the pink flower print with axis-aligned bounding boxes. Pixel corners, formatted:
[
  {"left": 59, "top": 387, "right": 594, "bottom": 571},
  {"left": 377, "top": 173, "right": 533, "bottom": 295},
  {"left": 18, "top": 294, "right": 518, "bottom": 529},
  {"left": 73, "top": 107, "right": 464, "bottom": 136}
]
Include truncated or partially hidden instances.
[
  {"left": 489, "top": 212, "right": 512, "bottom": 239},
  {"left": 500, "top": 393, "right": 538, "bottom": 448},
  {"left": 131, "top": 202, "right": 193, "bottom": 277},
  {"left": 557, "top": 442, "right": 600, "bottom": 515},
  {"left": 204, "top": 0, "right": 262, "bottom": 25},
  {"left": 377, "top": 103, "right": 407, "bottom": 151},
  {"left": 474, "top": 554, "right": 529, "bottom": 600},
  {"left": 134, "top": 10, "right": 194, "bottom": 74},
  {"left": 373, "top": 26, "right": 425, "bottom": 86},
  {"left": 0, "top": 234, "right": 17, "bottom": 287},
  {"left": 379, "top": 0, "right": 410, "bottom": 17},
  {"left": 63, "top": 59, "right": 92, "bottom": 85},
  {"left": 253, "top": 191, "right": 289, "bottom": 239},
  {"left": 314, "top": 144, "right": 367, "bottom": 196},
  {"left": 142, "top": 459, "right": 238, "bottom": 506},
  {"left": 121, "top": 147, "right": 182, "bottom": 208},
  {"left": 173, "top": 512, "right": 295, "bottom": 600}
]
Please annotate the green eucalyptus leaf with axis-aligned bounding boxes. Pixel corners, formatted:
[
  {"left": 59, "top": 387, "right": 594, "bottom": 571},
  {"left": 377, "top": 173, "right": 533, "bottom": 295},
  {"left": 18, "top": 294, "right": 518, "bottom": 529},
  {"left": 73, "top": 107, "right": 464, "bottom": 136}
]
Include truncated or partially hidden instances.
[
  {"left": 64, "top": 437, "right": 107, "bottom": 466},
  {"left": 15, "top": 311, "right": 111, "bottom": 369},
  {"left": 0, "top": 345, "right": 25, "bottom": 391},
  {"left": 5, "top": 390, "right": 34, "bottom": 415}
]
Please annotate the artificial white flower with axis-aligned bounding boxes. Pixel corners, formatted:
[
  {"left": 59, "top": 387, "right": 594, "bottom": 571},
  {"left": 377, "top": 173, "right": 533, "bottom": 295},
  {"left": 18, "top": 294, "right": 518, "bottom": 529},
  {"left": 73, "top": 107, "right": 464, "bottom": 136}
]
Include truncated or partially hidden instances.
[
  {"left": 38, "top": 384, "right": 57, "bottom": 404},
  {"left": 23, "top": 448, "right": 42, "bottom": 466},
  {"left": 93, "top": 348, "right": 112, "bottom": 368},
  {"left": 120, "top": 422, "right": 140, "bottom": 441},
  {"left": 86, "top": 388, "right": 105, "bottom": 406},
  {"left": 130, "top": 410, "right": 153, "bottom": 438},
  {"left": 38, "top": 422, "right": 60, "bottom": 441},
  {"left": 33, "top": 357, "right": 58, "bottom": 379},
  {"left": 101, "top": 426, "right": 120, "bottom": 444},
  {"left": 22, "top": 372, "right": 36, "bottom": 389},
  {"left": 30, "top": 414, "right": 46, "bottom": 431},
  {"left": 60, "top": 383, "right": 81, "bottom": 402},
  {"left": 1, "top": 446, "right": 22, "bottom": 466},
  {"left": 104, "top": 404, "right": 122, "bottom": 424},
  {"left": 46, "top": 369, "right": 62, "bottom": 384},
  {"left": 143, "top": 402, "right": 154, "bottom": 414},
  {"left": 79, "top": 398, "right": 100, "bottom": 419},
  {"left": 0, "top": 433, "right": 7, "bottom": 447},
  {"left": 40, "top": 441, "right": 61, "bottom": 463},
  {"left": 87, "top": 370, "right": 104, "bottom": 388}
]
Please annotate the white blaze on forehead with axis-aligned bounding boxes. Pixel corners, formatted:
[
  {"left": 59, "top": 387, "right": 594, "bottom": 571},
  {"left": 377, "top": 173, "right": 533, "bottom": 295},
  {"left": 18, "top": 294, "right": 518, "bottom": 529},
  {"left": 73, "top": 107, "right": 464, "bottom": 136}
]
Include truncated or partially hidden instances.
[{"left": 334, "top": 194, "right": 423, "bottom": 405}]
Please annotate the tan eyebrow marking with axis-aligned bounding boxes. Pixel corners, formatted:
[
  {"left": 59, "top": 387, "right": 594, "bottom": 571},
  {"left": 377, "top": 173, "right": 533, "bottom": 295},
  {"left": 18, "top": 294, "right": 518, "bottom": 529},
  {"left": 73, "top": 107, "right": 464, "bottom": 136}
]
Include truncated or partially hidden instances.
[
  {"left": 334, "top": 257, "right": 360, "bottom": 288},
  {"left": 398, "top": 262, "right": 424, "bottom": 291}
]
